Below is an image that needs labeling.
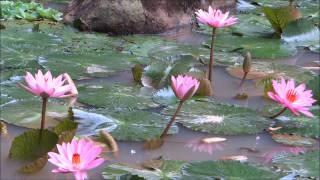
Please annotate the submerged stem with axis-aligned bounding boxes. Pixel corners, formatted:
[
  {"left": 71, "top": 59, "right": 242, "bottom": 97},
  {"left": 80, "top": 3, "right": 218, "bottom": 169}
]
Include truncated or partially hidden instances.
[
  {"left": 208, "top": 28, "right": 216, "bottom": 83},
  {"left": 160, "top": 101, "right": 184, "bottom": 138},
  {"left": 269, "top": 107, "right": 287, "bottom": 119}
]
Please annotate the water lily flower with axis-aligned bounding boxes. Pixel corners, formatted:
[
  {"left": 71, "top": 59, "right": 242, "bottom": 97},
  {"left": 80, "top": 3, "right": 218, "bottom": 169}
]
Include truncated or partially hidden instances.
[
  {"left": 195, "top": 7, "right": 237, "bottom": 84},
  {"left": 171, "top": 75, "right": 200, "bottom": 101},
  {"left": 160, "top": 75, "right": 199, "bottom": 138},
  {"left": 19, "top": 70, "right": 77, "bottom": 98},
  {"left": 267, "top": 77, "right": 316, "bottom": 118},
  {"left": 195, "top": 6, "right": 237, "bottom": 28},
  {"left": 19, "top": 70, "right": 78, "bottom": 132},
  {"left": 48, "top": 139, "right": 105, "bottom": 180}
]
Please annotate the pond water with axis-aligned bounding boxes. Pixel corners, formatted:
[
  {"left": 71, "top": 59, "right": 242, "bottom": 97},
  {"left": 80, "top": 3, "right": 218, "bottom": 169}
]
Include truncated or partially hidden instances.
[{"left": 1, "top": 1, "right": 320, "bottom": 179}]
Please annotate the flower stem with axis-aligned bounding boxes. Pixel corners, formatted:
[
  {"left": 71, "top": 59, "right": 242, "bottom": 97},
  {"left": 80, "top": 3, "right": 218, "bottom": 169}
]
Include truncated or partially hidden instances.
[
  {"left": 160, "top": 101, "right": 184, "bottom": 138},
  {"left": 39, "top": 97, "right": 48, "bottom": 139},
  {"left": 269, "top": 107, "right": 287, "bottom": 119},
  {"left": 208, "top": 28, "right": 217, "bottom": 83}
]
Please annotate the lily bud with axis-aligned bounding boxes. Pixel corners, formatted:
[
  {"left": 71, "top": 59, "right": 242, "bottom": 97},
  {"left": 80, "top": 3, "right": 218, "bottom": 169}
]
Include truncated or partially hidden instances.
[{"left": 242, "top": 51, "right": 252, "bottom": 74}]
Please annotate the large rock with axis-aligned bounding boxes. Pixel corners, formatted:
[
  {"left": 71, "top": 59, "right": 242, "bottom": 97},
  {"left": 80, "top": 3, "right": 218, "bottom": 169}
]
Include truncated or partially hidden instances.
[{"left": 64, "top": 0, "right": 236, "bottom": 34}]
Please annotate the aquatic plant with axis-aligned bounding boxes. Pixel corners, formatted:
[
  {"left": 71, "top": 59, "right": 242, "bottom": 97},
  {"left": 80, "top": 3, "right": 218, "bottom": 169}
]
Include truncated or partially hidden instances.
[
  {"left": 195, "top": 7, "right": 237, "bottom": 83},
  {"left": 268, "top": 77, "right": 316, "bottom": 118},
  {"left": 160, "top": 75, "right": 199, "bottom": 138},
  {"left": 48, "top": 139, "right": 105, "bottom": 180},
  {"left": 0, "top": 1, "right": 62, "bottom": 21},
  {"left": 19, "top": 70, "right": 78, "bottom": 134}
]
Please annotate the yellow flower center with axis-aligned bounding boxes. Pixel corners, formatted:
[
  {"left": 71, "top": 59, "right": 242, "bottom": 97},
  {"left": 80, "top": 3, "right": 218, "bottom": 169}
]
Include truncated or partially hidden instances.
[
  {"left": 286, "top": 89, "right": 297, "bottom": 103},
  {"left": 72, "top": 153, "right": 81, "bottom": 165}
]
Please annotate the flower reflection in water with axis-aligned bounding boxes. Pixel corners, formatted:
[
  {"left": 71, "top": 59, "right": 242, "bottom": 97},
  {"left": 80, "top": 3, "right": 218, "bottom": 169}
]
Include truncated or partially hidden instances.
[
  {"left": 262, "top": 146, "right": 306, "bottom": 163},
  {"left": 185, "top": 137, "right": 226, "bottom": 155}
]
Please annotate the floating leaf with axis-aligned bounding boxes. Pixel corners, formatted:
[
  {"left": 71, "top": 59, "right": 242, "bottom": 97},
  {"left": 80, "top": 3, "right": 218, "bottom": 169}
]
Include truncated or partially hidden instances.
[
  {"left": 53, "top": 119, "right": 78, "bottom": 136},
  {"left": 9, "top": 129, "right": 58, "bottom": 160},
  {"left": 262, "top": 6, "right": 301, "bottom": 35},
  {"left": 266, "top": 105, "right": 320, "bottom": 138},
  {"left": 227, "top": 62, "right": 316, "bottom": 83},
  {"left": 102, "top": 160, "right": 185, "bottom": 180},
  {"left": 152, "top": 87, "right": 178, "bottom": 106},
  {"left": 106, "top": 110, "right": 178, "bottom": 141},
  {"left": 0, "top": 100, "right": 68, "bottom": 129},
  {"left": 74, "top": 109, "right": 178, "bottom": 141},
  {"left": 77, "top": 84, "right": 157, "bottom": 110},
  {"left": 271, "top": 133, "right": 316, "bottom": 147},
  {"left": 180, "top": 161, "right": 282, "bottom": 179},
  {"left": 141, "top": 59, "right": 194, "bottom": 89},
  {"left": 19, "top": 155, "right": 48, "bottom": 174},
  {"left": 163, "top": 100, "right": 269, "bottom": 135},
  {"left": 273, "top": 151, "right": 320, "bottom": 178}
]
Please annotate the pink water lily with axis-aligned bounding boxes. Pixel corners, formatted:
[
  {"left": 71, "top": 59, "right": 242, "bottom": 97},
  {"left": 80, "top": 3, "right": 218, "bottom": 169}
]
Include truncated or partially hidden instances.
[
  {"left": 195, "top": 7, "right": 237, "bottom": 84},
  {"left": 267, "top": 77, "right": 316, "bottom": 118},
  {"left": 48, "top": 139, "right": 105, "bottom": 180},
  {"left": 195, "top": 6, "right": 237, "bottom": 28},
  {"left": 20, "top": 70, "right": 77, "bottom": 98},
  {"left": 160, "top": 75, "right": 199, "bottom": 138},
  {"left": 171, "top": 75, "right": 200, "bottom": 101}
]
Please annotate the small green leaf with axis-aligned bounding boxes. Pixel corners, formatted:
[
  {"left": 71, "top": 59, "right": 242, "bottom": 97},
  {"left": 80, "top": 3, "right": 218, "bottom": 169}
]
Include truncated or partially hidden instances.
[
  {"left": 9, "top": 129, "right": 58, "bottom": 160},
  {"left": 53, "top": 119, "right": 78, "bottom": 136},
  {"left": 263, "top": 6, "right": 301, "bottom": 35}
]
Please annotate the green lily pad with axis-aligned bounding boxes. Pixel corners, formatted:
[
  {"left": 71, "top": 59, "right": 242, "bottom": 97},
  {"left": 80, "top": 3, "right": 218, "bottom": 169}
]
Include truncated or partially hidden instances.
[
  {"left": 152, "top": 87, "right": 178, "bottom": 106},
  {"left": 102, "top": 160, "right": 282, "bottom": 180},
  {"left": 9, "top": 129, "right": 58, "bottom": 160},
  {"left": 141, "top": 59, "right": 195, "bottom": 88},
  {"left": 227, "top": 62, "right": 316, "bottom": 83},
  {"left": 0, "top": 100, "right": 68, "bottom": 129},
  {"left": 162, "top": 99, "right": 270, "bottom": 135},
  {"left": 262, "top": 6, "right": 301, "bottom": 35},
  {"left": 102, "top": 160, "right": 185, "bottom": 180},
  {"left": 181, "top": 161, "right": 282, "bottom": 179},
  {"left": 272, "top": 106, "right": 320, "bottom": 138},
  {"left": 271, "top": 134, "right": 316, "bottom": 147},
  {"left": 102, "top": 110, "right": 179, "bottom": 141},
  {"left": 282, "top": 18, "right": 320, "bottom": 50},
  {"left": 273, "top": 151, "right": 320, "bottom": 178},
  {"left": 77, "top": 84, "right": 158, "bottom": 110},
  {"left": 74, "top": 109, "right": 178, "bottom": 141},
  {"left": 148, "top": 44, "right": 242, "bottom": 66}
]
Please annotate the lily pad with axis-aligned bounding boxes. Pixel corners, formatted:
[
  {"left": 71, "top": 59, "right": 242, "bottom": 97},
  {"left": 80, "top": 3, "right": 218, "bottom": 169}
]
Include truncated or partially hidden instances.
[
  {"left": 152, "top": 87, "right": 178, "bottom": 106},
  {"left": 307, "top": 76, "right": 320, "bottom": 105},
  {"left": 0, "top": 100, "right": 68, "bottom": 129},
  {"left": 162, "top": 100, "right": 270, "bottom": 135},
  {"left": 102, "top": 160, "right": 185, "bottom": 180},
  {"left": 181, "top": 161, "right": 282, "bottom": 179},
  {"left": 272, "top": 106, "right": 320, "bottom": 138},
  {"left": 141, "top": 59, "right": 194, "bottom": 88},
  {"left": 271, "top": 134, "right": 316, "bottom": 147},
  {"left": 148, "top": 44, "right": 242, "bottom": 66},
  {"left": 9, "top": 129, "right": 58, "bottom": 160},
  {"left": 77, "top": 84, "right": 158, "bottom": 110},
  {"left": 282, "top": 18, "right": 320, "bottom": 50},
  {"left": 273, "top": 151, "right": 320, "bottom": 178},
  {"left": 227, "top": 62, "right": 316, "bottom": 83},
  {"left": 74, "top": 109, "right": 178, "bottom": 141},
  {"left": 102, "top": 160, "right": 282, "bottom": 180}
]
